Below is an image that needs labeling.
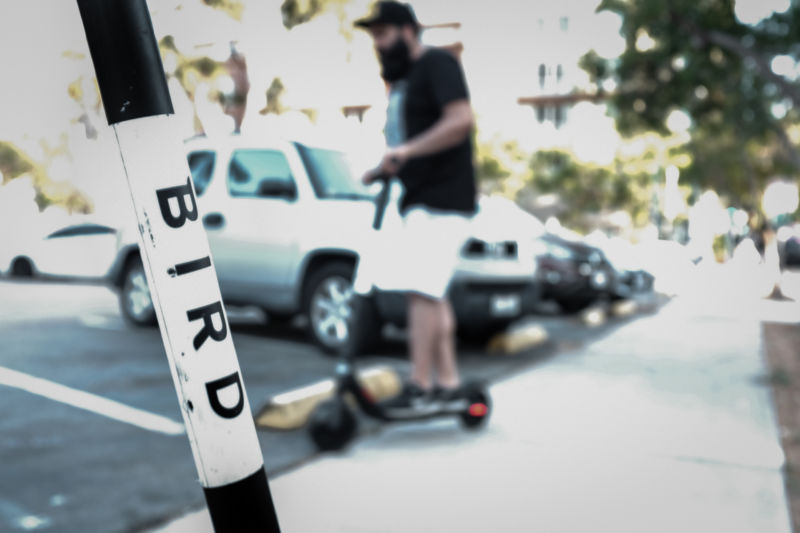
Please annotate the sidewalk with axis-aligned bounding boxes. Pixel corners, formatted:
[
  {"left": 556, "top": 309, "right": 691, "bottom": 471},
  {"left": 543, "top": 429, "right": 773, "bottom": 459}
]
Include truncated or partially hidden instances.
[{"left": 154, "top": 279, "right": 795, "bottom": 532}]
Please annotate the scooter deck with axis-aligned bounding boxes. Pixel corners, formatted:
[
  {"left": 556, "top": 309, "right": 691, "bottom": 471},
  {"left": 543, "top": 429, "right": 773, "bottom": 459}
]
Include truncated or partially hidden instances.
[
  {"left": 377, "top": 398, "right": 472, "bottom": 421},
  {"left": 340, "top": 373, "right": 489, "bottom": 423}
]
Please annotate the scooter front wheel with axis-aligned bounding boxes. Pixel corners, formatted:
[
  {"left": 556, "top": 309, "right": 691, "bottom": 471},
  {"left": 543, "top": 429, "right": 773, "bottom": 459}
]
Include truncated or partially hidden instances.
[
  {"left": 309, "top": 397, "right": 358, "bottom": 451},
  {"left": 459, "top": 383, "right": 492, "bottom": 429}
]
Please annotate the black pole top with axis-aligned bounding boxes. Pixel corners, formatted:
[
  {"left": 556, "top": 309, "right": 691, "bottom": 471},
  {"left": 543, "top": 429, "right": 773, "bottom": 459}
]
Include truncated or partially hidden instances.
[{"left": 77, "top": 0, "right": 174, "bottom": 125}]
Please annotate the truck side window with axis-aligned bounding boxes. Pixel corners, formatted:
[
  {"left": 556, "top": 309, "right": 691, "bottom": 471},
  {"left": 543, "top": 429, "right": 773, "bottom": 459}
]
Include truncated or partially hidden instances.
[
  {"left": 187, "top": 151, "right": 216, "bottom": 197},
  {"left": 228, "top": 149, "right": 296, "bottom": 199}
]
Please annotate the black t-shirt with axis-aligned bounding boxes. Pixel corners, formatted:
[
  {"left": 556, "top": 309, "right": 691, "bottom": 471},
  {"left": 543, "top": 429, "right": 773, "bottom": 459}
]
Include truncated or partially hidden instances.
[{"left": 398, "top": 48, "right": 476, "bottom": 216}]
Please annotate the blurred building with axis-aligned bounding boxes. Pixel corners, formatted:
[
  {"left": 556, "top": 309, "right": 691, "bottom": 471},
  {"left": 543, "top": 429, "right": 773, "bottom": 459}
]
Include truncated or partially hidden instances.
[{"left": 509, "top": 1, "right": 622, "bottom": 163}]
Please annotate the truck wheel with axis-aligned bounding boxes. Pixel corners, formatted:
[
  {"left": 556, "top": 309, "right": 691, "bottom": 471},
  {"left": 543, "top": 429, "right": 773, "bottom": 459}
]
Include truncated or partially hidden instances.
[
  {"left": 120, "top": 257, "right": 157, "bottom": 326},
  {"left": 308, "top": 397, "right": 358, "bottom": 451},
  {"left": 10, "top": 257, "right": 34, "bottom": 278},
  {"left": 303, "top": 261, "right": 380, "bottom": 354}
]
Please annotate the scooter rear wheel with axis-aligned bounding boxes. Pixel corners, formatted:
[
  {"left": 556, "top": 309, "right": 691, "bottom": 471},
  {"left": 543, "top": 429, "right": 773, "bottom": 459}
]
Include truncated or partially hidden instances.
[
  {"left": 459, "top": 383, "right": 491, "bottom": 429},
  {"left": 309, "top": 397, "right": 358, "bottom": 451}
]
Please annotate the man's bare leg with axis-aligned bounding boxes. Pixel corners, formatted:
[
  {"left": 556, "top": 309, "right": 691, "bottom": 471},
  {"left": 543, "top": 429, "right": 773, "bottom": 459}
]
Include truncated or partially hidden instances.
[
  {"left": 433, "top": 298, "right": 460, "bottom": 390},
  {"left": 407, "top": 292, "right": 439, "bottom": 389}
]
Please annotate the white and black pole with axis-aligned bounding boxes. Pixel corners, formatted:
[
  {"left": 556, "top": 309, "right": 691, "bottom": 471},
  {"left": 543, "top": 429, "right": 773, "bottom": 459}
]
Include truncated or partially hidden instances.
[{"left": 76, "top": 1, "right": 281, "bottom": 531}]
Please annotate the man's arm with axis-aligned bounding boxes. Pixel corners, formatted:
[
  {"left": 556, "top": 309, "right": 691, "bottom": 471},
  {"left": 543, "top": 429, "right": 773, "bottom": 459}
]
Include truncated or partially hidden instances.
[
  {"left": 403, "top": 99, "right": 473, "bottom": 157},
  {"left": 378, "top": 99, "right": 473, "bottom": 176}
]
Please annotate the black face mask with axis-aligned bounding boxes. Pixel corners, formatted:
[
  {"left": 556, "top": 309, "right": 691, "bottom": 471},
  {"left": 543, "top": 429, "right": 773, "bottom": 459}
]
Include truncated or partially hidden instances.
[{"left": 378, "top": 36, "right": 412, "bottom": 82}]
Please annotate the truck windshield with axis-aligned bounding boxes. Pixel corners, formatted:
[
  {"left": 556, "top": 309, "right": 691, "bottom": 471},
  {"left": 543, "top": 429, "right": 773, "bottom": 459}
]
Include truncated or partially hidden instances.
[{"left": 295, "top": 143, "right": 374, "bottom": 200}]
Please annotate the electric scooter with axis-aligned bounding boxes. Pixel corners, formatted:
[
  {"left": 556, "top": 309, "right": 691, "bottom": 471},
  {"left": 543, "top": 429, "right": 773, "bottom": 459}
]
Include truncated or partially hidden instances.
[{"left": 307, "top": 171, "right": 492, "bottom": 452}]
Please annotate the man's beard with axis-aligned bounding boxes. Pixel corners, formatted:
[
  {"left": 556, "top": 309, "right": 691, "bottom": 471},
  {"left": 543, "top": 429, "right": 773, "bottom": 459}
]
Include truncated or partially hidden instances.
[{"left": 379, "top": 37, "right": 412, "bottom": 82}]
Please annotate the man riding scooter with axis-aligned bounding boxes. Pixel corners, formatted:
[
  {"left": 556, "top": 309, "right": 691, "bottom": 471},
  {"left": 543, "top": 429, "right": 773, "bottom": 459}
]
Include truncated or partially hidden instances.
[{"left": 355, "top": 1, "right": 478, "bottom": 414}]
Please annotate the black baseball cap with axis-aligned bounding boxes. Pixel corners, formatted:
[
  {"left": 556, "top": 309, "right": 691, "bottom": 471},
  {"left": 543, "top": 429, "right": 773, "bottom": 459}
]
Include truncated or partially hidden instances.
[{"left": 354, "top": 1, "right": 420, "bottom": 30}]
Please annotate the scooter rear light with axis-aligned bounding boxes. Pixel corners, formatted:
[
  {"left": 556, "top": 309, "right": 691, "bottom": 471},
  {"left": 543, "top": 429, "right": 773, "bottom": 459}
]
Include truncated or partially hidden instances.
[
  {"left": 468, "top": 403, "right": 488, "bottom": 417},
  {"left": 362, "top": 389, "right": 376, "bottom": 404}
]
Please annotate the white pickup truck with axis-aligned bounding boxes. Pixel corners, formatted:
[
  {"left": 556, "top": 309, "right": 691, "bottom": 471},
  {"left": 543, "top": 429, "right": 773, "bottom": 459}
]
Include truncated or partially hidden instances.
[{"left": 107, "top": 134, "right": 540, "bottom": 352}]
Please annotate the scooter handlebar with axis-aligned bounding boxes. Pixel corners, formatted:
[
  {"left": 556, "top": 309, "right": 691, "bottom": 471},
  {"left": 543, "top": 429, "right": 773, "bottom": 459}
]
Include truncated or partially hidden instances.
[
  {"left": 372, "top": 174, "right": 391, "bottom": 230},
  {"left": 369, "top": 157, "right": 398, "bottom": 230}
]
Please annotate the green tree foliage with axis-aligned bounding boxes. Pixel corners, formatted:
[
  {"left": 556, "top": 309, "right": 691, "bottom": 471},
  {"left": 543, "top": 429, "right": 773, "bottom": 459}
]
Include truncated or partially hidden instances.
[
  {"left": 261, "top": 77, "right": 287, "bottom": 115},
  {"left": 476, "top": 152, "right": 510, "bottom": 183},
  {"left": 281, "top": 0, "right": 326, "bottom": 29},
  {"left": 158, "top": 35, "right": 228, "bottom": 134},
  {"left": 202, "top": 0, "right": 244, "bottom": 20},
  {"left": 474, "top": 132, "right": 512, "bottom": 185},
  {"left": 0, "top": 141, "right": 92, "bottom": 213},
  {"left": 161, "top": 35, "right": 226, "bottom": 96},
  {"left": 581, "top": 0, "right": 800, "bottom": 210},
  {"left": 0, "top": 142, "right": 35, "bottom": 184},
  {"left": 281, "top": 0, "right": 353, "bottom": 34},
  {"left": 528, "top": 149, "right": 653, "bottom": 231}
]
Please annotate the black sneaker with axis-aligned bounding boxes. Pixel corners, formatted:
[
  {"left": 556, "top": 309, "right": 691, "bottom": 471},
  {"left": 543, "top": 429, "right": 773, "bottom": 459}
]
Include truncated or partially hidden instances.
[
  {"left": 432, "top": 385, "right": 468, "bottom": 411},
  {"left": 433, "top": 385, "right": 462, "bottom": 400},
  {"left": 381, "top": 382, "right": 433, "bottom": 416}
]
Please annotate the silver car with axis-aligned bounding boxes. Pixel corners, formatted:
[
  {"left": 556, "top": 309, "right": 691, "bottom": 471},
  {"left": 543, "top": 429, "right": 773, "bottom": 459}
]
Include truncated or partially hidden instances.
[{"left": 108, "top": 135, "right": 540, "bottom": 352}]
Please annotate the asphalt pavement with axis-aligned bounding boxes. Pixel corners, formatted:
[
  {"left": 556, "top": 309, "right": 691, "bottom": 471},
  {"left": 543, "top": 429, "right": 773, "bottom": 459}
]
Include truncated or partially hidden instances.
[{"left": 0, "top": 278, "right": 654, "bottom": 532}]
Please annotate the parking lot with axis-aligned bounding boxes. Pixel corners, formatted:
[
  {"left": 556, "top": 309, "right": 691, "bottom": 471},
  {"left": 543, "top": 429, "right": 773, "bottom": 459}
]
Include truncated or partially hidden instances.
[{"left": 0, "top": 278, "right": 663, "bottom": 533}]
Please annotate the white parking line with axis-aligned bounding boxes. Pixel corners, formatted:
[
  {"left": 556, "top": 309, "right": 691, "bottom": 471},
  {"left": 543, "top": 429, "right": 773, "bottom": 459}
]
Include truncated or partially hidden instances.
[
  {"left": 78, "top": 313, "right": 126, "bottom": 331},
  {"left": 0, "top": 498, "right": 52, "bottom": 531},
  {"left": 0, "top": 366, "right": 185, "bottom": 436}
]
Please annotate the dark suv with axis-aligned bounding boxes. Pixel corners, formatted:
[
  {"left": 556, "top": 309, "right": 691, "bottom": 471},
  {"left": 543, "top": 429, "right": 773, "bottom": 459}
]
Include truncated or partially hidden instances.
[{"left": 535, "top": 233, "right": 617, "bottom": 313}]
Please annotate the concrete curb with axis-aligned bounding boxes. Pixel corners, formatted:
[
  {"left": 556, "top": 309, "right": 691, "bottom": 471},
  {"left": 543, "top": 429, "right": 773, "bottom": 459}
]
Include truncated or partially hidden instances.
[
  {"left": 580, "top": 305, "right": 607, "bottom": 327},
  {"left": 487, "top": 321, "right": 549, "bottom": 354},
  {"left": 611, "top": 299, "right": 638, "bottom": 317},
  {"left": 254, "top": 366, "right": 402, "bottom": 430}
]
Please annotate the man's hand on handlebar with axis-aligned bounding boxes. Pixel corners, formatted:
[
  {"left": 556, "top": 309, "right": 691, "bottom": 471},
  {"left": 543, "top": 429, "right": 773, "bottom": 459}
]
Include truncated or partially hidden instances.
[
  {"left": 361, "top": 167, "right": 385, "bottom": 185},
  {"left": 381, "top": 145, "right": 409, "bottom": 174},
  {"left": 362, "top": 145, "right": 409, "bottom": 185}
]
